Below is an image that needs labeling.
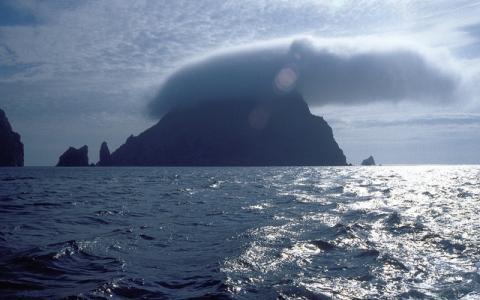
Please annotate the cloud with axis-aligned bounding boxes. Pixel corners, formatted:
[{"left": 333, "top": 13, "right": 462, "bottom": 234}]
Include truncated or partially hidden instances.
[
  {"left": 0, "top": 0, "right": 39, "bottom": 26},
  {"left": 148, "top": 37, "right": 462, "bottom": 117},
  {"left": 332, "top": 113, "right": 480, "bottom": 128},
  {"left": 1, "top": 1, "right": 479, "bottom": 165}
]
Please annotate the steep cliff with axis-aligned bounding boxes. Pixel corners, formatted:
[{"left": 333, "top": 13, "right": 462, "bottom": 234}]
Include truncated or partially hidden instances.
[
  {"left": 97, "top": 141, "right": 112, "bottom": 166},
  {"left": 110, "top": 92, "right": 346, "bottom": 166},
  {"left": 0, "top": 109, "right": 24, "bottom": 167}
]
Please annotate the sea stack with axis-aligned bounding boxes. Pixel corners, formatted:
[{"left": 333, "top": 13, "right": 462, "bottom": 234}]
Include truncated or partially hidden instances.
[
  {"left": 109, "top": 92, "right": 347, "bottom": 166},
  {"left": 0, "top": 108, "right": 24, "bottom": 167},
  {"left": 361, "top": 156, "right": 376, "bottom": 166},
  {"left": 56, "top": 145, "right": 89, "bottom": 167},
  {"left": 97, "top": 141, "right": 112, "bottom": 166}
]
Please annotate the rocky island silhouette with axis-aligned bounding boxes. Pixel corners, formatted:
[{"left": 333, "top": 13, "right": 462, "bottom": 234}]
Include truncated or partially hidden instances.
[
  {"left": 0, "top": 109, "right": 24, "bottom": 167},
  {"left": 56, "top": 146, "right": 89, "bottom": 167},
  {"left": 107, "top": 92, "right": 346, "bottom": 166}
]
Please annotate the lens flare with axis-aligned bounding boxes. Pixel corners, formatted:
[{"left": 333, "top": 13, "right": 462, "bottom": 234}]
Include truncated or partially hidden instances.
[{"left": 274, "top": 66, "right": 298, "bottom": 93}]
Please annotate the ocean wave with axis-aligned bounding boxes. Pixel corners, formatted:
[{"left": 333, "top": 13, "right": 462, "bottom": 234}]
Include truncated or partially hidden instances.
[{"left": 1, "top": 166, "right": 479, "bottom": 298}]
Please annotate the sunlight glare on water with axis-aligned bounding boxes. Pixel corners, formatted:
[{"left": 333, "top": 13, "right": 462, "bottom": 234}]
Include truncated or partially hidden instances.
[{"left": 222, "top": 166, "right": 480, "bottom": 299}]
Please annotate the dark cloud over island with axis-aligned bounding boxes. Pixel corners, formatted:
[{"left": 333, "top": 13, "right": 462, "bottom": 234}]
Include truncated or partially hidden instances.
[{"left": 149, "top": 38, "right": 461, "bottom": 117}]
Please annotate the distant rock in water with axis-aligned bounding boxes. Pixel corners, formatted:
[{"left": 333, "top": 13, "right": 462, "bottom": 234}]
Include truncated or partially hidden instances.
[
  {"left": 0, "top": 108, "right": 24, "bottom": 167},
  {"left": 361, "top": 156, "right": 376, "bottom": 166},
  {"left": 56, "top": 145, "right": 89, "bottom": 167},
  {"left": 97, "top": 141, "right": 112, "bottom": 166},
  {"left": 110, "top": 92, "right": 347, "bottom": 166}
]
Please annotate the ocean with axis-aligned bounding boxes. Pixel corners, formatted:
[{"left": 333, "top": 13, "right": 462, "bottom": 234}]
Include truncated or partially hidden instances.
[{"left": 0, "top": 166, "right": 479, "bottom": 299}]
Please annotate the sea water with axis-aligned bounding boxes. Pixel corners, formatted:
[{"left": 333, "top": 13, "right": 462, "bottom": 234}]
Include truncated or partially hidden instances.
[{"left": 0, "top": 166, "right": 479, "bottom": 299}]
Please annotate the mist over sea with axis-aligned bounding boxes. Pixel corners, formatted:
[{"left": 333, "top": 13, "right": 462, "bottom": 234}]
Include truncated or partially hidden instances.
[{"left": 1, "top": 166, "right": 479, "bottom": 299}]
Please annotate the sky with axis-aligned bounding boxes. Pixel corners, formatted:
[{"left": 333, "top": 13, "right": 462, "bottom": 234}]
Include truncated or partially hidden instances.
[{"left": 1, "top": 0, "right": 480, "bottom": 166}]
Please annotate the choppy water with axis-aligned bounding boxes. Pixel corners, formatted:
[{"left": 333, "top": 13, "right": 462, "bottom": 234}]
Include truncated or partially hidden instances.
[{"left": 1, "top": 166, "right": 479, "bottom": 299}]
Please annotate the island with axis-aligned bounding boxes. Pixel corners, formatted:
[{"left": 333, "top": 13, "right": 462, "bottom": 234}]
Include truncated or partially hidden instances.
[
  {"left": 361, "top": 156, "right": 376, "bottom": 166},
  {"left": 108, "top": 92, "right": 347, "bottom": 166},
  {"left": 0, "top": 108, "right": 24, "bottom": 167},
  {"left": 56, "top": 145, "right": 89, "bottom": 167},
  {"left": 97, "top": 141, "right": 112, "bottom": 166}
]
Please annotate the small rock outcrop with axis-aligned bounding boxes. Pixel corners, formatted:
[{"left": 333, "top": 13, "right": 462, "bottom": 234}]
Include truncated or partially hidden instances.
[
  {"left": 56, "top": 145, "right": 89, "bottom": 167},
  {"left": 361, "top": 156, "right": 376, "bottom": 166},
  {"left": 109, "top": 92, "right": 347, "bottom": 166},
  {"left": 97, "top": 141, "right": 112, "bottom": 166},
  {"left": 0, "top": 108, "right": 24, "bottom": 166}
]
